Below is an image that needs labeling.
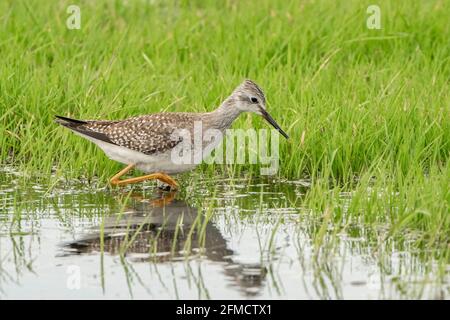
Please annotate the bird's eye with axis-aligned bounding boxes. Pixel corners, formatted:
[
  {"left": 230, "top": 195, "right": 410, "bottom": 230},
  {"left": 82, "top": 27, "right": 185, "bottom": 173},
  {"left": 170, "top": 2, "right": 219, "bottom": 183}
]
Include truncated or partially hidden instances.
[{"left": 250, "top": 97, "right": 258, "bottom": 103}]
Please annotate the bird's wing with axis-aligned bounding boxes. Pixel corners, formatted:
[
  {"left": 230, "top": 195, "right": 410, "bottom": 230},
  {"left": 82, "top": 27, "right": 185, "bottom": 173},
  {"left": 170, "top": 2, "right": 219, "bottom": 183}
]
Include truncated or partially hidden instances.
[
  {"left": 56, "top": 114, "right": 194, "bottom": 155},
  {"left": 90, "top": 114, "right": 193, "bottom": 155}
]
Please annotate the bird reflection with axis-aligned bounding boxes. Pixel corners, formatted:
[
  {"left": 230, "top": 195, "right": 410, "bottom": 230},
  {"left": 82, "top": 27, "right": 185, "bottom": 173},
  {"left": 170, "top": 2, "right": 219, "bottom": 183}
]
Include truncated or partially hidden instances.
[{"left": 61, "top": 190, "right": 266, "bottom": 296}]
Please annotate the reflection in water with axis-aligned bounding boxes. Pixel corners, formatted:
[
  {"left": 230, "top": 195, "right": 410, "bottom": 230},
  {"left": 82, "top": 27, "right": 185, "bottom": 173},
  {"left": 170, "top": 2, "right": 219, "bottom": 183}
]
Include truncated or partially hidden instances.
[{"left": 61, "top": 191, "right": 267, "bottom": 296}]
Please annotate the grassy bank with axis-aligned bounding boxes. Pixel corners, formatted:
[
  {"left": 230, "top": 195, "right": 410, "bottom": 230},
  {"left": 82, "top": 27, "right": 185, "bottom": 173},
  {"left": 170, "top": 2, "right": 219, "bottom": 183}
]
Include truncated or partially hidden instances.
[{"left": 0, "top": 1, "right": 448, "bottom": 255}]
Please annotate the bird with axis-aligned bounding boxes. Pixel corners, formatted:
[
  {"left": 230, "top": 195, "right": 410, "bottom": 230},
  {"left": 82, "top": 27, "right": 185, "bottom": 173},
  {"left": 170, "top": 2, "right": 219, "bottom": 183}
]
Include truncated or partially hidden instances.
[{"left": 55, "top": 79, "right": 289, "bottom": 190}]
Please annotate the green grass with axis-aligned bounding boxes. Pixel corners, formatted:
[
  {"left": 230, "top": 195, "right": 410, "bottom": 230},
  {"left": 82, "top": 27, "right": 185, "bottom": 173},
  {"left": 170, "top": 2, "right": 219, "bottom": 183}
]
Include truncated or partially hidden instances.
[{"left": 0, "top": 1, "right": 449, "bottom": 258}]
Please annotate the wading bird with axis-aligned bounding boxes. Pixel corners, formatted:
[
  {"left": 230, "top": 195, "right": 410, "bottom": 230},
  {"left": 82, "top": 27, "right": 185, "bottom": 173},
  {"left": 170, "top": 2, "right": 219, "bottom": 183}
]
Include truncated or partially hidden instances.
[{"left": 56, "top": 80, "right": 289, "bottom": 190}]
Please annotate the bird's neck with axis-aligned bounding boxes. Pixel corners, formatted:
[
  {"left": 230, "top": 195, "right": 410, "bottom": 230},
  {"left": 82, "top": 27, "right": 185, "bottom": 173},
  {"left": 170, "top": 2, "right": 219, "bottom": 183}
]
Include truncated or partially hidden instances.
[{"left": 204, "top": 97, "right": 243, "bottom": 131}]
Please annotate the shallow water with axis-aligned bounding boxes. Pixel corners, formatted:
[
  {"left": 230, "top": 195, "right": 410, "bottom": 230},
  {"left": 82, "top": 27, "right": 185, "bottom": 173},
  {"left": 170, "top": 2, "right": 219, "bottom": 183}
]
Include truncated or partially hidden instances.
[{"left": 0, "top": 167, "right": 447, "bottom": 299}]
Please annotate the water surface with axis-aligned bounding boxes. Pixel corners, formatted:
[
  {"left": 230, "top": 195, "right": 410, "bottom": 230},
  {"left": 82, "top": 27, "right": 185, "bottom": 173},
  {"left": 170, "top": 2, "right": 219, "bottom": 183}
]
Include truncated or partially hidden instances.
[{"left": 0, "top": 168, "right": 447, "bottom": 299}]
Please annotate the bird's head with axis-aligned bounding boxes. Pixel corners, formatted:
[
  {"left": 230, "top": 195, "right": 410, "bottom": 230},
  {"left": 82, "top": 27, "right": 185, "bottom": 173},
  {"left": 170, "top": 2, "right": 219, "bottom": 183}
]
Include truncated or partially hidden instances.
[{"left": 230, "top": 79, "right": 289, "bottom": 139}]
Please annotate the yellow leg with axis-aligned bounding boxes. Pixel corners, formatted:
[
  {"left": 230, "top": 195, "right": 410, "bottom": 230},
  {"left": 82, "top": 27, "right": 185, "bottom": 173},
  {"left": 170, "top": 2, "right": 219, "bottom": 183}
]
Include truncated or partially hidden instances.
[
  {"left": 110, "top": 164, "right": 135, "bottom": 185},
  {"left": 109, "top": 164, "right": 179, "bottom": 190},
  {"left": 117, "top": 173, "right": 179, "bottom": 189}
]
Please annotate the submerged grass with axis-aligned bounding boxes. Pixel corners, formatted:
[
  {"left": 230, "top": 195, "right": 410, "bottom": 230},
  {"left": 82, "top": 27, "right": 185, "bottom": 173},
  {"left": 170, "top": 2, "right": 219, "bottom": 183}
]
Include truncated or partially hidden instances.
[{"left": 0, "top": 1, "right": 449, "bottom": 261}]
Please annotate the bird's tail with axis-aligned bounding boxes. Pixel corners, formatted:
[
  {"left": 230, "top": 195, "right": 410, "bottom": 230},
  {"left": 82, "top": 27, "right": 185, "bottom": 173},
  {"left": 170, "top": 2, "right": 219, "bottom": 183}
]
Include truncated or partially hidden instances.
[
  {"left": 54, "top": 115, "right": 87, "bottom": 128},
  {"left": 55, "top": 115, "right": 117, "bottom": 145}
]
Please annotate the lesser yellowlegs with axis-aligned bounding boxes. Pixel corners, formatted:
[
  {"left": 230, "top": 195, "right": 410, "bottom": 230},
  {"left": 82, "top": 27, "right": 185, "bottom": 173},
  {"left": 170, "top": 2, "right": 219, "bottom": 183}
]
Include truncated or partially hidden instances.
[{"left": 55, "top": 79, "right": 289, "bottom": 189}]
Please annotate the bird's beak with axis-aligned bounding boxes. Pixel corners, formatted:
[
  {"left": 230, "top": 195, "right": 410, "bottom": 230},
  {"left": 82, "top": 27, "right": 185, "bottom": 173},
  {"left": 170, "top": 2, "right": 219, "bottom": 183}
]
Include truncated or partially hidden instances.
[{"left": 259, "top": 108, "right": 289, "bottom": 139}]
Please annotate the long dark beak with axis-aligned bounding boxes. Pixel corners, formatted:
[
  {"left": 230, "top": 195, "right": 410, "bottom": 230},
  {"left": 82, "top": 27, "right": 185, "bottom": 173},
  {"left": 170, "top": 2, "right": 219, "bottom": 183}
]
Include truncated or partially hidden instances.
[{"left": 259, "top": 108, "right": 289, "bottom": 139}]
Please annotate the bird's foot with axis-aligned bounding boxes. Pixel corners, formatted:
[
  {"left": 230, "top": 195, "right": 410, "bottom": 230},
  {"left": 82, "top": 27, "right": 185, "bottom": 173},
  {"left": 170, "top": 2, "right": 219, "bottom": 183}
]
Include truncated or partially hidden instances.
[{"left": 157, "top": 180, "right": 173, "bottom": 191}]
